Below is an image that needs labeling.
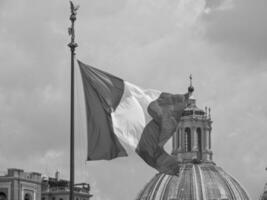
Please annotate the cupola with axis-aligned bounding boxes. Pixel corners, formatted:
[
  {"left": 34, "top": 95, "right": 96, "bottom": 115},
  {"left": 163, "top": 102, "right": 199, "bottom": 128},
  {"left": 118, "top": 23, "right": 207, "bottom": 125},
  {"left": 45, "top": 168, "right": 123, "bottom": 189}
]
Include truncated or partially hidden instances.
[{"left": 172, "top": 75, "right": 213, "bottom": 163}]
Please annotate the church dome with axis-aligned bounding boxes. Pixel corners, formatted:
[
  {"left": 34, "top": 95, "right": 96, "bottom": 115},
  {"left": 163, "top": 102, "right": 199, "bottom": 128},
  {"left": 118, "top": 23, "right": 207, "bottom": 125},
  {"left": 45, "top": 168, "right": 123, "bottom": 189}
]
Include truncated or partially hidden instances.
[
  {"left": 136, "top": 163, "right": 250, "bottom": 200},
  {"left": 136, "top": 76, "right": 251, "bottom": 200}
]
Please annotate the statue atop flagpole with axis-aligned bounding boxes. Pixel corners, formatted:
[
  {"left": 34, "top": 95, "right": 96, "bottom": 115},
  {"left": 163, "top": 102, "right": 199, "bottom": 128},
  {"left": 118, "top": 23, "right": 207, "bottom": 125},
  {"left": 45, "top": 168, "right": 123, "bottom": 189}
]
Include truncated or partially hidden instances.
[{"left": 68, "top": 1, "right": 79, "bottom": 52}]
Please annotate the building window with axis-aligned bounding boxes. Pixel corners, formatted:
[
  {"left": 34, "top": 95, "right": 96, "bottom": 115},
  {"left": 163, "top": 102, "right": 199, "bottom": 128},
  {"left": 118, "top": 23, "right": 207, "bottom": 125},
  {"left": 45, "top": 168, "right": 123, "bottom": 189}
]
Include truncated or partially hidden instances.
[
  {"left": 197, "top": 128, "right": 202, "bottom": 151},
  {"left": 185, "top": 127, "right": 191, "bottom": 152},
  {"left": 24, "top": 193, "right": 32, "bottom": 200},
  {"left": 42, "top": 198, "right": 45, "bottom": 200},
  {"left": 0, "top": 192, "right": 7, "bottom": 200}
]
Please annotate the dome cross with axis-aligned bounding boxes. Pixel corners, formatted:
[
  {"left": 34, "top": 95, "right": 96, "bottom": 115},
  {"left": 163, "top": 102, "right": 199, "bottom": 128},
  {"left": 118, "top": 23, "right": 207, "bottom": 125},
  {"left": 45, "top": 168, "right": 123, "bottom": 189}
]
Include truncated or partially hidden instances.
[{"left": 188, "top": 74, "right": 194, "bottom": 93}]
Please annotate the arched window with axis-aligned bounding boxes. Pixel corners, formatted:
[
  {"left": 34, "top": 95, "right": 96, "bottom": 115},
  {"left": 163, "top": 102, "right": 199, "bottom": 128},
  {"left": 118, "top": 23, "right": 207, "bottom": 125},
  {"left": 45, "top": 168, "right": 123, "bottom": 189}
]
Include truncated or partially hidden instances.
[
  {"left": 197, "top": 128, "right": 202, "bottom": 152},
  {"left": 177, "top": 129, "right": 180, "bottom": 149},
  {"left": 185, "top": 128, "right": 191, "bottom": 152},
  {"left": 24, "top": 193, "right": 32, "bottom": 200},
  {"left": 0, "top": 192, "right": 7, "bottom": 200},
  {"left": 209, "top": 131, "right": 211, "bottom": 149}
]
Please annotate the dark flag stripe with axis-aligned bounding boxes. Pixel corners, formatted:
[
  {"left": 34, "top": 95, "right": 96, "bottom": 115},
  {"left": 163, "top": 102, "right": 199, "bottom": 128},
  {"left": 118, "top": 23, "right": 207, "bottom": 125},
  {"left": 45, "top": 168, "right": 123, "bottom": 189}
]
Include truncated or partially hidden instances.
[{"left": 78, "top": 60, "right": 127, "bottom": 160}]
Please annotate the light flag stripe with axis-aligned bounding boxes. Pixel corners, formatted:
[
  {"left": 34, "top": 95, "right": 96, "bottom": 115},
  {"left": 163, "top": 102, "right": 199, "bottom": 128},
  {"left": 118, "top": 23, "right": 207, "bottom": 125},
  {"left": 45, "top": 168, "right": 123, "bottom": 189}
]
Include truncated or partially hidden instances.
[{"left": 112, "top": 81, "right": 161, "bottom": 148}]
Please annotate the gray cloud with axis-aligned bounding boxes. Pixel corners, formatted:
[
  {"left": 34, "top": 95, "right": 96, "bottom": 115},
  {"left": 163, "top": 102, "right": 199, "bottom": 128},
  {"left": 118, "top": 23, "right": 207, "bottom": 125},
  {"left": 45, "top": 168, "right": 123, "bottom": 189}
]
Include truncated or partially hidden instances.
[
  {"left": 0, "top": 0, "right": 266, "bottom": 200},
  {"left": 202, "top": 0, "right": 267, "bottom": 62}
]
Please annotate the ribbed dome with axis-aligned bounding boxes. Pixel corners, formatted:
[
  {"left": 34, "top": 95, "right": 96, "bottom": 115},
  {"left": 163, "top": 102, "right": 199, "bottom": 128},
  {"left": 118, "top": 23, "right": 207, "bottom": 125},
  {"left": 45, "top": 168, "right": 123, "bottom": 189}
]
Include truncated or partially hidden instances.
[{"left": 136, "top": 163, "right": 250, "bottom": 200}]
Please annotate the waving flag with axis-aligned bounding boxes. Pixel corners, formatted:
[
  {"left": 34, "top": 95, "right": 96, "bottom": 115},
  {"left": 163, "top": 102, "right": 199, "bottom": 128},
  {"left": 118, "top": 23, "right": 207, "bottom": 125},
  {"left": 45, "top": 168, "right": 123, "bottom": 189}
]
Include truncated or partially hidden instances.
[{"left": 78, "top": 60, "right": 190, "bottom": 175}]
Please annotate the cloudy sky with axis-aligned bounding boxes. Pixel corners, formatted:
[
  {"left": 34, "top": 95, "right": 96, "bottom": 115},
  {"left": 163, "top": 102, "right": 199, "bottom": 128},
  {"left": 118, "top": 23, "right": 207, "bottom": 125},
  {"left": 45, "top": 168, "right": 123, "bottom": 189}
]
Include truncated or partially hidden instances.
[{"left": 0, "top": 0, "right": 267, "bottom": 199}]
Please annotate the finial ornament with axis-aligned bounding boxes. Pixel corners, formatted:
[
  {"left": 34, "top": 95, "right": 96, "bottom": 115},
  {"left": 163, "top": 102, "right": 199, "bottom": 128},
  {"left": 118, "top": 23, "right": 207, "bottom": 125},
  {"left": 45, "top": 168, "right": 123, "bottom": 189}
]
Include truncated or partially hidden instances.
[
  {"left": 68, "top": 1, "right": 79, "bottom": 51},
  {"left": 188, "top": 74, "right": 194, "bottom": 93},
  {"left": 70, "top": 1, "right": 79, "bottom": 15}
]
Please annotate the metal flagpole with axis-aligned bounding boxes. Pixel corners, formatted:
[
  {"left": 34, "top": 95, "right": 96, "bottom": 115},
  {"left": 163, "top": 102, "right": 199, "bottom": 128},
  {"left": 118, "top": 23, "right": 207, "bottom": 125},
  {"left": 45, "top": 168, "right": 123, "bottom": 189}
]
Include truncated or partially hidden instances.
[{"left": 68, "top": 1, "right": 79, "bottom": 200}]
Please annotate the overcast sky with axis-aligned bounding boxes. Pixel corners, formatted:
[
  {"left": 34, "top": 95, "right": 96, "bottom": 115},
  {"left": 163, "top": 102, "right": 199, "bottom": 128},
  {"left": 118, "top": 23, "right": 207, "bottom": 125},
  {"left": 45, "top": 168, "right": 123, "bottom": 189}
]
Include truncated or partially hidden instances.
[{"left": 0, "top": 0, "right": 267, "bottom": 199}]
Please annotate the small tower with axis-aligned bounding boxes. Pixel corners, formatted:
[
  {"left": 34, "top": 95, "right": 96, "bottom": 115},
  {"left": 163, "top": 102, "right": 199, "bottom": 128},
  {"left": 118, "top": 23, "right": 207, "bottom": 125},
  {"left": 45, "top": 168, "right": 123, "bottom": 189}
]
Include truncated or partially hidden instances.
[{"left": 172, "top": 75, "right": 213, "bottom": 163}]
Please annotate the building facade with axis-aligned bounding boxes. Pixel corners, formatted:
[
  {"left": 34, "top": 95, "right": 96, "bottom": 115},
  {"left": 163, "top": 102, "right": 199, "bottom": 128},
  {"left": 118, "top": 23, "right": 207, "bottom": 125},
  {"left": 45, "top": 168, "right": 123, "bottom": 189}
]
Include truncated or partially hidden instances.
[
  {"left": 0, "top": 169, "right": 92, "bottom": 200},
  {"left": 41, "top": 172, "right": 92, "bottom": 200},
  {"left": 136, "top": 79, "right": 251, "bottom": 200},
  {"left": 0, "top": 168, "right": 42, "bottom": 200}
]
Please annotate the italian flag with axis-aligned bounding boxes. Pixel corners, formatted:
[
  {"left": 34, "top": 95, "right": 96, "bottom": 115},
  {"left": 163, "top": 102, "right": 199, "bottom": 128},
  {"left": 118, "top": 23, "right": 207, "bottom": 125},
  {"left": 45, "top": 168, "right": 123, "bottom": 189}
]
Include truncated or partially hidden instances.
[{"left": 78, "top": 60, "right": 190, "bottom": 175}]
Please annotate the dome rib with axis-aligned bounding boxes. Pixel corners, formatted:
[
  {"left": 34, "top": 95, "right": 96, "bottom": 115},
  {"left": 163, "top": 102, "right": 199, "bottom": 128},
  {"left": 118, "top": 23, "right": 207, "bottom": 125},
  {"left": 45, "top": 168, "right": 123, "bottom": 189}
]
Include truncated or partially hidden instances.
[
  {"left": 194, "top": 165, "right": 205, "bottom": 200},
  {"left": 155, "top": 175, "right": 170, "bottom": 200},
  {"left": 160, "top": 176, "right": 172, "bottom": 200},
  {"left": 150, "top": 174, "right": 167, "bottom": 200},
  {"left": 136, "top": 174, "right": 161, "bottom": 200},
  {"left": 230, "top": 176, "right": 250, "bottom": 199},
  {"left": 216, "top": 167, "right": 237, "bottom": 199}
]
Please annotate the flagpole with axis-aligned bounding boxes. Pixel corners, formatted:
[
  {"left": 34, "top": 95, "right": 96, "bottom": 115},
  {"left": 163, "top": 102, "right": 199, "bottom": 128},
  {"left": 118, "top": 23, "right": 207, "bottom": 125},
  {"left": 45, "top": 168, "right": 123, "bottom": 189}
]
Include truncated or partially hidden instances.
[{"left": 68, "top": 2, "right": 78, "bottom": 200}]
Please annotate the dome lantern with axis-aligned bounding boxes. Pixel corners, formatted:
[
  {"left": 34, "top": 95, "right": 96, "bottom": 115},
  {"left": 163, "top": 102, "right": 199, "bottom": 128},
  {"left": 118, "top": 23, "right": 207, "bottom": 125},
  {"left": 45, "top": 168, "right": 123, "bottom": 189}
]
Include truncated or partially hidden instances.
[{"left": 172, "top": 76, "right": 212, "bottom": 163}]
